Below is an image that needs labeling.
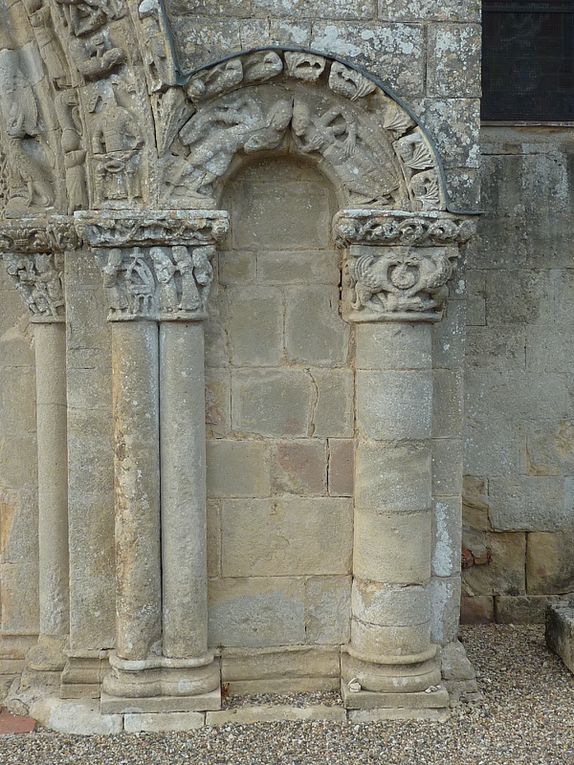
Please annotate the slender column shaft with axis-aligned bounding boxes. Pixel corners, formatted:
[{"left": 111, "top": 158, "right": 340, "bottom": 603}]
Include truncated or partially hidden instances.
[
  {"left": 347, "top": 322, "right": 436, "bottom": 690},
  {"left": 111, "top": 320, "right": 161, "bottom": 661},
  {"left": 35, "top": 322, "right": 69, "bottom": 642},
  {"left": 160, "top": 321, "right": 208, "bottom": 659}
]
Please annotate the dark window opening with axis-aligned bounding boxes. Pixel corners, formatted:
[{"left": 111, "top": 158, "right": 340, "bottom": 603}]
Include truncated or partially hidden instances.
[{"left": 482, "top": 0, "right": 574, "bottom": 122}]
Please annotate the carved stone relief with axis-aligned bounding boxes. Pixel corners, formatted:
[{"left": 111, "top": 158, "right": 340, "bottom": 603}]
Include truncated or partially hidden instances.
[
  {"left": 0, "top": 44, "right": 56, "bottom": 211},
  {"left": 344, "top": 245, "right": 456, "bottom": 320},
  {"left": 159, "top": 49, "right": 445, "bottom": 212},
  {"left": 3, "top": 251, "right": 65, "bottom": 319},
  {"left": 99, "top": 243, "right": 214, "bottom": 320}
]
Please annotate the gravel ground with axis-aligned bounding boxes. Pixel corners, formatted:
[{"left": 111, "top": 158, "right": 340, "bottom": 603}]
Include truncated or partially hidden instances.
[{"left": 1, "top": 625, "right": 573, "bottom": 765}]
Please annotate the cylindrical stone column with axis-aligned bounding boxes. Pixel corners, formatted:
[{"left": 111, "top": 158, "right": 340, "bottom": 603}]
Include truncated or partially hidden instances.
[
  {"left": 160, "top": 321, "right": 208, "bottom": 658},
  {"left": 1, "top": 236, "right": 72, "bottom": 676},
  {"left": 111, "top": 320, "right": 161, "bottom": 662},
  {"left": 344, "top": 321, "right": 439, "bottom": 695},
  {"left": 159, "top": 321, "right": 219, "bottom": 697},
  {"left": 31, "top": 321, "right": 69, "bottom": 670},
  {"left": 333, "top": 209, "right": 475, "bottom": 711}
]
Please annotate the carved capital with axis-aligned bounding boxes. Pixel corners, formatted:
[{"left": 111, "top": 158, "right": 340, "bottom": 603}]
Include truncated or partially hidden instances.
[
  {"left": 2, "top": 251, "right": 65, "bottom": 322},
  {"left": 74, "top": 210, "right": 229, "bottom": 249},
  {"left": 0, "top": 216, "right": 75, "bottom": 322},
  {"left": 343, "top": 245, "right": 458, "bottom": 323},
  {"left": 333, "top": 210, "right": 476, "bottom": 248},
  {"left": 97, "top": 244, "right": 215, "bottom": 322}
]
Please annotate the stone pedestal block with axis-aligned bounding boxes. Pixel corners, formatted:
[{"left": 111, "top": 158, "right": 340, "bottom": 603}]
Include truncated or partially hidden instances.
[{"left": 546, "top": 602, "right": 574, "bottom": 674}]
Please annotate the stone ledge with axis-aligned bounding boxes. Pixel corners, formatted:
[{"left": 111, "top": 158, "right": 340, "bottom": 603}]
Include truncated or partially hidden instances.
[
  {"left": 342, "top": 684, "right": 450, "bottom": 710},
  {"left": 125, "top": 711, "right": 205, "bottom": 732},
  {"left": 100, "top": 688, "right": 221, "bottom": 714},
  {"left": 206, "top": 704, "right": 346, "bottom": 726},
  {"left": 546, "top": 602, "right": 574, "bottom": 674}
]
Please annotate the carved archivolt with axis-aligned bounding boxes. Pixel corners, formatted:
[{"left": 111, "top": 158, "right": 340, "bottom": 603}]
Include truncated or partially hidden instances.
[{"left": 0, "top": 4, "right": 447, "bottom": 218}]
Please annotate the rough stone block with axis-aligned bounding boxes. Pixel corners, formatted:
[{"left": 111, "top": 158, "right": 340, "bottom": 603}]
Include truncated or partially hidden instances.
[
  {"left": 328, "top": 439, "right": 354, "bottom": 497},
  {"left": 378, "top": 0, "right": 480, "bottom": 21},
  {"left": 268, "top": 19, "right": 312, "bottom": 46},
  {"left": 488, "top": 476, "right": 567, "bottom": 532},
  {"left": 310, "top": 22, "right": 425, "bottom": 99},
  {"left": 485, "top": 269, "right": 554, "bottom": 326},
  {"left": 445, "top": 167, "right": 481, "bottom": 212},
  {"left": 30, "top": 698, "right": 122, "bottom": 735},
  {"left": 253, "top": 0, "right": 374, "bottom": 19},
  {"left": 433, "top": 298, "right": 465, "bottom": 369},
  {"left": 432, "top": 438, "right": 463, "bottom": 497},
  {"left": 463, "top": 417, "right": 520, "bottom": 477},
  {"left": 208, "top": 577, "right": 306, "bottom": 647},
  {"left": 357, "top": 371, "right": 432, "bottom": 440},
  {"left": 225, "top": 286, "right": 283, "bottom": 366},
  {"left": 206, "top": 440, "right": 270, "bottom": 498},
  {"left": 411, "top": 98, "right": 480, "bottom": 168},
  {"left": 285, "top": 286, "right": 349, "bottom": 366},
  {"left": 218, "top": 251, "right": 255, "bottom": 284},
  {"left": 232, "top": 180, "right": 333, "bottom": 250},
  {"left": 462, "top": 476, "right": 491, "bottom": 531},
  {"left": 433, "top": 369, "right": 463, "bottom": 439},
  {"left": 272, "top": 440, "right": 327, "bottom": 495},
  {"left": 355, "top": 322, "right": 432, "bottom": 370},
  {"left": 430, "top": 575, "right": 461, "bottom": 644},
  {"left": 433, "top": 497, "right": 462, "bottom": 578},
  {"left": 356, "top": 441, "right": 432, "bottom": 514},
  {"left": 209, "top": 704, "right": 346, "bottom": 725},
  {"left": 256, "top": 250, "right": 340, "bottom": 285},
  {"left": 460, "top": 595, "right": 495, "bottom": 624},
  {"left": 207, "top": 500, "right": 221, "bottom": 578},
  {"left": 124, "top": 711, "right": 205, "bottom": 732},
  {"left": 466, "top": 326, "right": 527, "bottom": 371},
  {"left": 221, "top": 645, "right": 339, "bottom": 681},
  {"left": 462, "top": 531, "right": 526, "bottom": 596},
  {"left": 305, "top": 576, "right": 351, "bottom": 643},
  {"left": 546, "top": 602, "right": 574, "bottom": 674},
  {"left": 522, "top": 420, "right": 574, "bottom": 476},
  {"left": 527, "top": 532, "right": 574, "bottom": 595},
  {"left": 221, "top": 497, "right": 353, "bottom": 576},
  {"left": 495, "top": 595, "right": 572, "bottom": 624},
  {"left": 312, "top": 369, "right": 354, "bottom": 438},
  {"left": 353, "top": 509, "right": 431, "bottom": 585},
  {"left": 205, "top": 368, "right": 230, "bottom": 438},
  {"left": 101, "top": 690, "right": 220, "bottom": 714},
  {"left": 232, "top": 369, "right": 312, "bottom": 437},
  {"left": 427, "top": 24, "right": 481, "bottom": 98},
  {"left": 526, "top": 325, "right": 574, "bottom": 373}
]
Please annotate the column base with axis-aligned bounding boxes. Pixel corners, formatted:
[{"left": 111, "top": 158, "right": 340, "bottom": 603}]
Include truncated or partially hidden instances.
[
  {"left": 26, "top": 635, "right": 68, "bottom": 673},
  {"left": 342, "top": 681, "right": 449, "bottom": 711},
  {"left": 341, "top": 650, "right": 441, "bottom": 694},
  {"left": 101, "top": 653, "right": 221, "bottom": 711}
]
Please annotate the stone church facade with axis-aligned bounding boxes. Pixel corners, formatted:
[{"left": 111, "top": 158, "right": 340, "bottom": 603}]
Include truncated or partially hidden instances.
[{"left": 0, "top": 0, "right": 571, "bottom": 732}]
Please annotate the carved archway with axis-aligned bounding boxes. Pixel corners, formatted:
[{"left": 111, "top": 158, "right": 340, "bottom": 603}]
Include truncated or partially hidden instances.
[{"left": 0, "top": 23, "right": 478, "bottom": 724}]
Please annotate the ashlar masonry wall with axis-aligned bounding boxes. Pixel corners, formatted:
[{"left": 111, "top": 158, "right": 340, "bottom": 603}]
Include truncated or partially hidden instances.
[
  {"left": 463, "top": 127, "right": 574, "bottom": 624},
  {"left": 205, "top": 156, "right": 353, "bottom": 657}
]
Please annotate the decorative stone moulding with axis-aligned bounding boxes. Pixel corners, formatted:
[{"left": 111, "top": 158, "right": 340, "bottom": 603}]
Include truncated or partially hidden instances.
[
  {"left": 334, "top": 210, "right": 475, "bottom": 323},
  {"left": 75, "top": 210, "right": 229, "bottom": 321},
  {"left": 0, "top": 216, "right": 76, "bottom": 322}
]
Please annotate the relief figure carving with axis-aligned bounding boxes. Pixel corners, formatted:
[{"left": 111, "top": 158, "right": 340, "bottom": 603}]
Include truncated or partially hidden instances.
[
  {"left": 4, "top": 252, "right": 64, "bottom": 318},
  {"left": 25, "top": 0, "right": 71, "bottom": 89},
  {"left": 346, "top": 246, "right": 455, "bottom": 318},
  {"left": 138, "top": 0, "right": 176, "bottom": 91},
  {"left": 55, "top": 90, "right": 88, "bottom": 212}
]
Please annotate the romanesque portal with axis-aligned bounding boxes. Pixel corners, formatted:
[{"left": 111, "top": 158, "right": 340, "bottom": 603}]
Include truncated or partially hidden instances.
[{"left": 0, "top": 4, "right": 478, "bottom": 729}]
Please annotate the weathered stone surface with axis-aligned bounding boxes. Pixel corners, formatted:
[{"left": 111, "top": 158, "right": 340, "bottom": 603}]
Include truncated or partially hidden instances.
[
  {"left": 232, "top": 369, "right": 313, "bottom": 437},
  {"left": 208, "top": 577, "right": 306, "bottom": 647},
  {"left": 356, "top": 322, "right": 432, "bottom": 370},
  {"left": 546, "top": 602, "right": 574, "bottom": 674},
  {"left": 221, "top": 645, "right": 339, "bottom": 681},
  {"left": 357, "top": 371, "right": 432, "bottom": 440},
  {"left": 125, "top": 711, "right": 205, "bottom": 732},
  {"left": 225, "top": 286, "right": 283, "bottom": 366},
  {"left": 427, "top": 24, "right": 481, "bottom": 98},
  {"left": 272, "top": 440, "right": 327, "bottom": 496},
  {"left": 433, "top": 369, "right": 463, "bottom": 438},
  {"left": 207, "top": 704, "right": 346, "bottom": 725},
  {"left": 432, "top": 438, "right": 463, "bottom": 497},
  {"left": 488, "top": 477, "right": 567, "bottom": 532},
  {"left": 221, "top": 497, "right": 353, "bottom": 576},
  {"left": 205, "top": 368, "right": 230, "bottom": 438},
  {"left": 305, "top": 576, "right": 351, "bottom": 644},
  {"left": 460, "top": 595, "right": 495, "bottom": 624},
  {"left": 462, "top": 532, "right": 526, "bottom": 596},
  {"left": 496, "top": 595, "right": 573, "bottom": 625},
  {"left": 30, "top": 698, "right": 122, "bottom": 736},
  {"left": 356, "top": 441, "right": 432, "bottom": 514},
  {"left": 328, "top": 439, "right": 354, "bottom": 497},
  {"left": 285, "top": 287, "right": 349, "bottom": 366},
  {"left": 378, "top": 0, "right": 480, "bottom": 21},
  {"left": 312, "top": 370, "right": 354, "bottom": 438},
  {"left": 527, "top": 532, "right": 574, "bottom": 595},
  {"left": 433, "top": 497, "right": 462, "bottom": 578},
  {"left": 207, "top": 440, "right": 270, "bottom": 497},
  {"left": 430, "top": 575, "right": 461, "bottom": 644},
  {"left": 256, "top": 251, "right": 340, "bottom": 285}
]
